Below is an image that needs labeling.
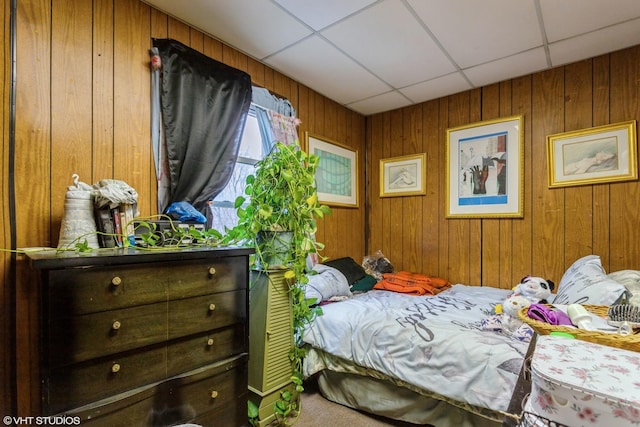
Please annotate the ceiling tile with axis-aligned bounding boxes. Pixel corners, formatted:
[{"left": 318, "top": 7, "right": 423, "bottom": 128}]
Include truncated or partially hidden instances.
[
  {"left": 143, "top": 0, "right": 311, "bottom": 59},
  {"left": 347, "top": 91, "right": 413, "bottom": 116},
  {"left": 264, "top": 35, "right": 391, "bottom": 105},
  {"left": 464, "top": 48, "right": 548, "bottom": 87},
  {"left": 399, "top": 73, "right": 472, "bottom": 104},
  {"left": 321, "top": 0, "right": 456, "bottom": 88},
  {"left": 540, "top": 0, "right": 640, "bottom": 42},
  {"left": 143, "top": 0, "right": 640, "bottom": 115},
  {"left": 408, "top": 0, "right": 542, "bottom": 69},
  {"left": 273, "top": 0, "right": 378, "bottom": 31},
  {"left": 549, "top": 18, "right": 640, "bottom": 67}
]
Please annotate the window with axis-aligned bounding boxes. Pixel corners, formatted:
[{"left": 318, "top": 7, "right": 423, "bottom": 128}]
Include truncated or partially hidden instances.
[{"left": 208, "top": 111, "right": 263, "bottom": 232}]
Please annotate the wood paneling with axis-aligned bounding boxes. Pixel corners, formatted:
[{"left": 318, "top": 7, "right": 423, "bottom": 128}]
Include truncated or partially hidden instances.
[
  {"left": 367, "top": 47, "right": 640, "bottom": 287},
  {"left": 609, "top": 47, "right": 640, "bottom": 272},
  {"left": 13, "top": 0, "right": 52, "bottom": 414},
  {"left": 1, "top": 0, "right": 11, "bottom": 414},
  {"left": 6, "top": 0, "right": 366, "bottom": 258},
  {"left": 93, "top": 0, "right": 115, "bottom": 181},
  {"left": 4, "top": 0, "right": 365, "bottom": 414},
  {"left": 113, "top": 0, "right": 152, "bottom": 216},
  {"left": 51, "top": 0, "right": 93, "bottom": 238},
  {"left": 3, "top": 0, "right": 640, "bottom": 414}
]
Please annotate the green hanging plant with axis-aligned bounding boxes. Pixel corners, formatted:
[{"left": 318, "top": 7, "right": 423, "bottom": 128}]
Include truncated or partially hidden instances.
[
  {"left": 224, "top": 141, "right": 331, "bottom": 425},
  {"left": 225, "top": 141, "right": 331, "bottom": 272}
]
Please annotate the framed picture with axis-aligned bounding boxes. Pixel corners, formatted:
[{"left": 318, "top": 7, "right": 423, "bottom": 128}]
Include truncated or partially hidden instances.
[
  {"left": 446, "top": 115, "right": 524, "bottom": 218},
  {"left": 546, "top": 120, "right": 638, "bottom": 188},
  {"left": 305, "top": 132, "right": 358, "bottom": 207},
  {"left": 380, "top": 153, "right": 426, "bottom": 197}
]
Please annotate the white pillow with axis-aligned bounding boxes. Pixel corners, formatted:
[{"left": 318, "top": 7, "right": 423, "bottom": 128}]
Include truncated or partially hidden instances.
[
  {"left": 304, "top": 264, "right": 352, "bottom": 303},
  {"left": 607, "top": 270, "right": 640, "bottom": 307},
  {"left": 553, "top": 255, "right": 627, "bottom": 305}
]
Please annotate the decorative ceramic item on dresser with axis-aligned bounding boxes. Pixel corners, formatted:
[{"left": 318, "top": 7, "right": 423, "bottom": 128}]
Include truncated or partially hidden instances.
[
  {"left": 21, "top": 247, "right": 253, "bottom": 426},
  {"left": 57, "top": 174, "right": 140, "bottom": 250},
  {"left": 57, "top": 174, "right": 100, "bottom": 249}
]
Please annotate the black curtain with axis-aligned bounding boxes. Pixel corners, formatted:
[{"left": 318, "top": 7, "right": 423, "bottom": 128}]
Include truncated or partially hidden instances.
[{"left": 153, "top": 38, "right": 252, "bottom": 214}]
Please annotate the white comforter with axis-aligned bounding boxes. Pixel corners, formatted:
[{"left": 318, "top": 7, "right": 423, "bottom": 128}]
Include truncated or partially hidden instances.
[{"left": 302, "top": 284, "right": 530, "bottom": 412}]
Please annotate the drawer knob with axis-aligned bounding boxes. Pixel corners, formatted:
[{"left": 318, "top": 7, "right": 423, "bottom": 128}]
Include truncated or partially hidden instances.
[
  {"left": 207, "top": 338, "right": 214, "bottom": 346},
  {"left": 111, "top": 363, "right": 120, "bottom": 373},
  {"left": 208, "top": 267, "right": 216, "bottom": 276},
  {"left": 111, "top": 276, "right": 122, "bottom": 286},
  {"left": 112, "top": 320, "right": 121, "bottom": 330},
  {"left": 209, "top": 303, "right": 216, "bottom": 311},
  {"left": 210, "top": 390, "right": 219, "bottom": 399}
]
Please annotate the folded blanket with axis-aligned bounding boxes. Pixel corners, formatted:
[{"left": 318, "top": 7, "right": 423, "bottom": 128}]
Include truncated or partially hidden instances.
[{"left": 373, "top": 271, "right": 451, "bottom": 295}]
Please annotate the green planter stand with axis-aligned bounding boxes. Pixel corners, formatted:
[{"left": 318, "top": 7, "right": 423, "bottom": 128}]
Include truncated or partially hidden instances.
[{"left": 248, "top": 269, "right": 295, "bottom": 427}]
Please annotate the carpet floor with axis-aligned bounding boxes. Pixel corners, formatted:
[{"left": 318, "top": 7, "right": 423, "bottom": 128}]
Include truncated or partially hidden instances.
[{"left": 288, "top": 377, "right": 424, "bottom": 427}]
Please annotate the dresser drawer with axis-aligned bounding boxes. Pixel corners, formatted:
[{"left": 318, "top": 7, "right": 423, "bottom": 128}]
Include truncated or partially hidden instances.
[
  {"left": 66, "top": 386, "right": 160, "bottom": 427},
  {"left": 44, "top": 345, "right": 167, "bottom": 415},
  {"left": 166, "top": 356, "right": 248, "bottom": 425},
  {"left": 65, "top": 355, "right": 248, "bottom": 427},
  {"left": 167, "top": 257, "right": 248, "bottom": 299},
  {"left": 47, "top": 264, "right": 167, "bottom": 316},
  {"left": 168, "top": 290, "right": 246, "bottom": 338},
  {"left": 47, "top": 302, "right": 167, "bottom": 367},
  {"left": 167, "top": 324, "right": 247, "bottom": 377}
]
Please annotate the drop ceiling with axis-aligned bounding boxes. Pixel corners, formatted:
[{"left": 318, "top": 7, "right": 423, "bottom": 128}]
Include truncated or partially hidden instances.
[{"left": 143, "top": 0, "right": 640, "bottom": 116}]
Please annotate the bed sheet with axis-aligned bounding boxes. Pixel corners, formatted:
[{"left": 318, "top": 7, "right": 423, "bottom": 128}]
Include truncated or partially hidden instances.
[{"left": 302, "top": 284, "right": 530, "bottom": 413}]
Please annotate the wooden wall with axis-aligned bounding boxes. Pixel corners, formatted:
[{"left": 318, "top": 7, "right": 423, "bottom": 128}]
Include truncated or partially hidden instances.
[
  {"left": 367, "top": 45, "right": 640, "bottom": 289},
  {"left": 3, "top": 0, "right": 640, "bottom": 416},
  {"left": 1, "top": 0, "right": 12, "bottom": 415},
  {"left": 2, "top": 0, "right": 365, "bottom": 414}
]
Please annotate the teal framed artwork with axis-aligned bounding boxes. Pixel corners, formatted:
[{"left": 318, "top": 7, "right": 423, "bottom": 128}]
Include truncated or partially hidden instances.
[{"left": 305, "top": 132, "right": 358, "bottom": 208}]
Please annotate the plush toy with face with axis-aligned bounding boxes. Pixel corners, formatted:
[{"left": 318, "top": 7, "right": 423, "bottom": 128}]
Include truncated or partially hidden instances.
[
  {"left": 482, "top": 293, "right": 533, "bottom": 340},
  {"left": 362, "top": 250, "right": 394, "bottom": 281},
  {"left": 513, "top": 276, "right": 555, "bottom": 304},
  {"left": 501, "top": 294, "right": 532, "bottom": 332}
]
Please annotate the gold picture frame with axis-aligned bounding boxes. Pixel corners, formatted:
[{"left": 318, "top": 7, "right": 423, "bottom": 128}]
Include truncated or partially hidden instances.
[
  {"left": 305, "top": 132, "right": 358, "bottom": 208},
  {"left": 380, "top": 153, "right": 426, "bottom": 197},
  {"left": 547, "top": 120, "right": 638, "bottom": 188},
  {"left": 446, "top": 115, "right": 524, "bottom": 218}
]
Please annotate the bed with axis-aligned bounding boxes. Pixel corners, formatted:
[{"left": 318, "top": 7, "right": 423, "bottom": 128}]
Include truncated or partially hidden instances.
[{"left": 300, "top": 255, "right": 634, "bottom": 426}]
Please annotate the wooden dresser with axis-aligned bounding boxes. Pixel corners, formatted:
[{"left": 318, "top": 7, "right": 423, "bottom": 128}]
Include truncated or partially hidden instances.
[{"left": 22, "top": 246, "right": 253, "bottom": 427}]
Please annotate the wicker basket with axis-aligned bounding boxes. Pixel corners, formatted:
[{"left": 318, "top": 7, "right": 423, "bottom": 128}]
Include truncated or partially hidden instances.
[{"left": 517, "top": 304, "right": 640, "bottom": 352}]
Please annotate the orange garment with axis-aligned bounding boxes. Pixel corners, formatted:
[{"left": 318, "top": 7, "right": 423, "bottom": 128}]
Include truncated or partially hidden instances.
[{"left": 373, "top": 271, "right": 451, "bottom": 295}]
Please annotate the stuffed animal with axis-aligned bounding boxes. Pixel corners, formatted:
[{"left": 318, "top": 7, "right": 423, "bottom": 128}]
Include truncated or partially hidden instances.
[
  {"left": 483, "top": 276, "right": 554, "bottom": 340},
  {"left": 501, "top": 294, "right": 532, "bottom": 331},
  {"left": 362, "top": 250, "right": 394, "bottom": 281},
  {"left": 512, "top": 276, "right": 555, "bottom": 304}
]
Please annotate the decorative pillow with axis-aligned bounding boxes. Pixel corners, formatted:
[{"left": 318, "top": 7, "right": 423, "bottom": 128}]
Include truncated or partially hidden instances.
[
  {"left": 304, "top": 264, "right": 352, "bottom": 303},
  {"left": 607, "top": 270, "right": 640, "bottom": 306},
  {"left": 350, "top": 274, "right": 378, "bottom": 292},
  {"left": 323, "top": 257, "right": 367, "bottom": 285},
  {"left": 553, "top": 255, "right": 628, "bottom": 305}
]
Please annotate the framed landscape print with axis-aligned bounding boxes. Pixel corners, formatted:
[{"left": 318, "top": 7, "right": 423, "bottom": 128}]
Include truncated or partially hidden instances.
[
  {"left": 546, "top": 120, "right": 637, "bottom": 188},
  {"left": 305, "top": 132, "right": 358, "bottom": 207},
  {"left": 446, "top": 115, "right": 524, "bottom": 218}
]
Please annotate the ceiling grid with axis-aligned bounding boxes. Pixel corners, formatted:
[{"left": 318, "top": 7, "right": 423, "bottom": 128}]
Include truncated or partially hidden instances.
[{"left": 143, "top": 0, "right": 640, "bottom": 115}]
